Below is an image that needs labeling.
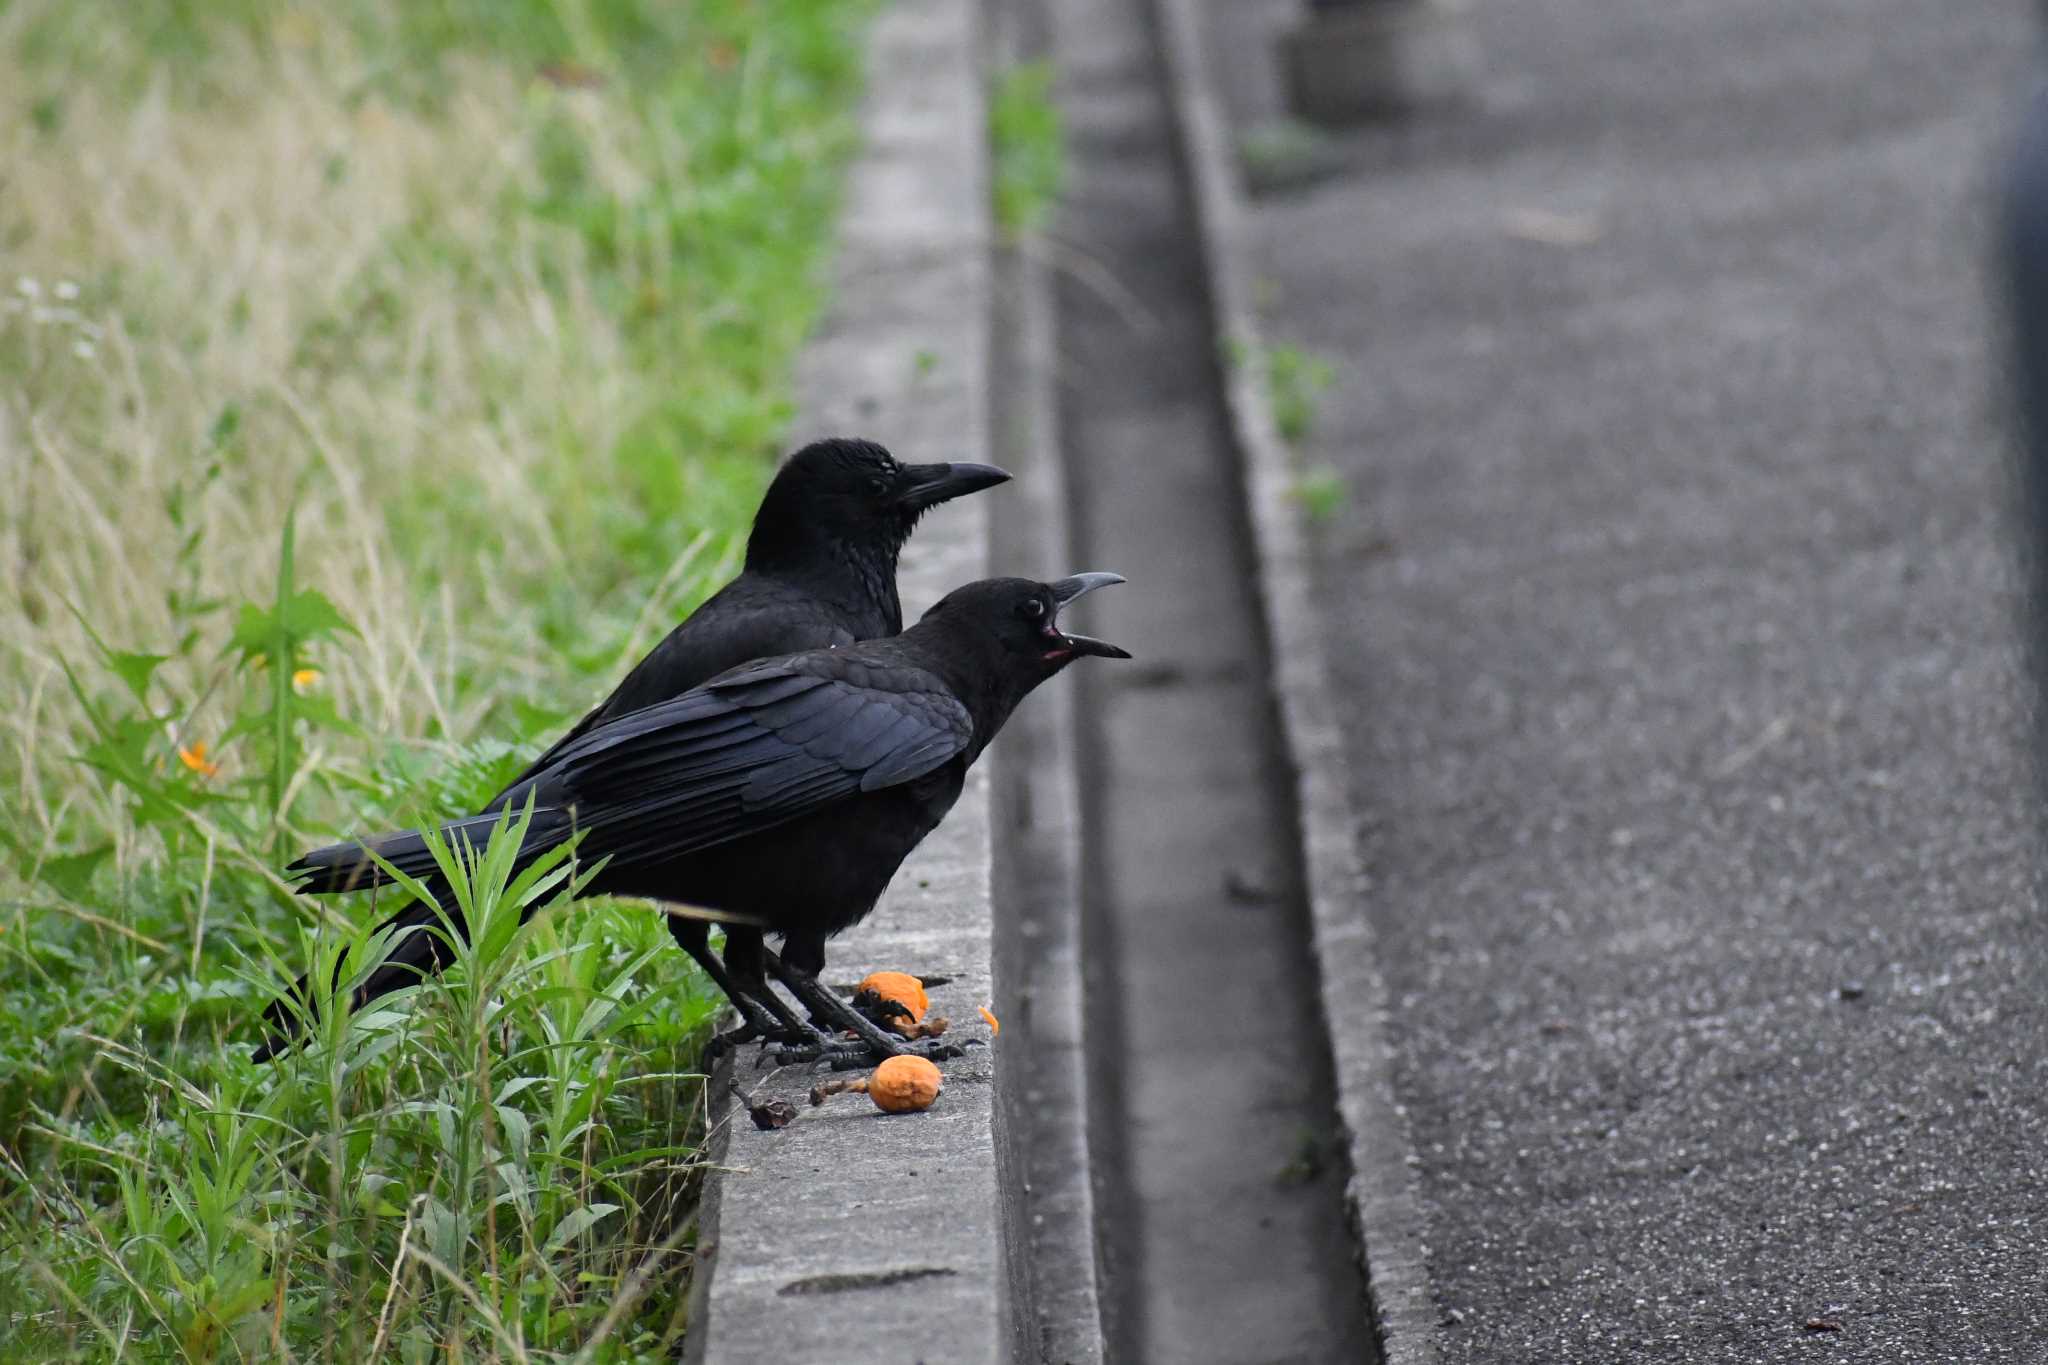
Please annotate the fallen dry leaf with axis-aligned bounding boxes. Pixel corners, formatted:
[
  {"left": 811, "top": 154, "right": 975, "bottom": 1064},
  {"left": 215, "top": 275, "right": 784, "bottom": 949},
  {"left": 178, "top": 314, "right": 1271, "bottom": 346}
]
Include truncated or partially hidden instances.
[{"left": 1500, "top": 207, "right": 1604, "bottom": 246}]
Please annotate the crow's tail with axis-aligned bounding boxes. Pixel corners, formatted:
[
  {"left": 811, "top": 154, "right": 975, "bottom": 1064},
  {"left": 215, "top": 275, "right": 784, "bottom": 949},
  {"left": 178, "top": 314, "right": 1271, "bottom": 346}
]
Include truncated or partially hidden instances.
[
  {"left": 284, "top": 811, "right": 540, "bottom": 894},
  {"left": 255, "top": 804, "right": 574, "bottom": 1061},
  {"left": 252, "top": 891, "right": 465, "bottom": 1062}
]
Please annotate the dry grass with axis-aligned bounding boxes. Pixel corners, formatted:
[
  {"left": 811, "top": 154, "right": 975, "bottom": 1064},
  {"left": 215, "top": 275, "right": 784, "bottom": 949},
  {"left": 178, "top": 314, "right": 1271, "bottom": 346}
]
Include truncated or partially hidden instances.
[
  {"left": 0, "top": 1, "right": 874, "bottom": 1355},
  {"left": 1, "top": 9, "right": 713, "bottom": 854}
]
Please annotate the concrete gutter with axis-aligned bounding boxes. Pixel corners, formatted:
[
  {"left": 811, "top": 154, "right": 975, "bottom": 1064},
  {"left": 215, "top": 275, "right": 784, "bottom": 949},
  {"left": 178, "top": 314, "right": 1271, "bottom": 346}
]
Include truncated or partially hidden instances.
[
  {"left": 985, "top": 0, "right": 1110, "bottom": 1347},
  {"left": 684, "top": 1, "right": 1010, "bottom": 1358},
  {"left": 689, "top": 0, "right": 1434, "bottom": 1353},
  {"left": 1148, "top": 0, "right": 1443, "bottom": 1359}
]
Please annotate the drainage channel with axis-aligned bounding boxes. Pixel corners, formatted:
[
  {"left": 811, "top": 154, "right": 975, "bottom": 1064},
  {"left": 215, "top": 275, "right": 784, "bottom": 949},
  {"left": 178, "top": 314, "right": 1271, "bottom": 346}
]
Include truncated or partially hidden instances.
[{"left": 1026, "top": 0, "right": 1381, "bottom": 1358}]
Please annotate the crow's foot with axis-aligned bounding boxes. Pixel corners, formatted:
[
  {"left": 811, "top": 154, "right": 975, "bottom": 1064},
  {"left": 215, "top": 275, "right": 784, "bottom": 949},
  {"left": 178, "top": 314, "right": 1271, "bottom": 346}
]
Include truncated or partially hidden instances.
[
  {"left": 851, "top": 988, "right": 918, "bottom": 1030},
  {"left": 706, "top": 1022, "right": 761, "bottom": 1058},
  {"left": 765, "top": 1037, "right": 967, "bottom": 1070},
  {"left": 706, "top": 990, "right": 812, "bottom": 1053},
  {"left": 761, "top": 949, "right": 915, "bottom": 1060},
  {"left": 708, "top": 1016, "right": 820, "bottom": 1056}
]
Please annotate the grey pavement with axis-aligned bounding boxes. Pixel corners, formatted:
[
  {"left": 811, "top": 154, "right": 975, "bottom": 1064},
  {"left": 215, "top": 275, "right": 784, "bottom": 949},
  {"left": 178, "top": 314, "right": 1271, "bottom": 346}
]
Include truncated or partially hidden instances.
[
  {"left": 1214, "top": 0, "right": 2048, "bottom": 1360},
  {"left": 683, "top": 2, "right": 1011, "bottom": 1358}
]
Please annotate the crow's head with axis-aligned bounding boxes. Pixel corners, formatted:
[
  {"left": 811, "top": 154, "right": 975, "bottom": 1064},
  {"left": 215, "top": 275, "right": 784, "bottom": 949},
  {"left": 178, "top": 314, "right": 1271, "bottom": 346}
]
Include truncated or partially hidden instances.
[
  {"left": 749, "top": 439, "right": 1010, "bottom": 569},
  {"left": 920, "top": 573, "right": 1132, "bottom": 698}
]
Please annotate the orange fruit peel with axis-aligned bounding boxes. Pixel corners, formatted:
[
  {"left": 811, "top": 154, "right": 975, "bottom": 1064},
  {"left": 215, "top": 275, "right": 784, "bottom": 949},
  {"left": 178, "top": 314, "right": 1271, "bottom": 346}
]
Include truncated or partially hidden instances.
[{"left": 809, "top": 1054, "right": 944, "bottom": 1114}]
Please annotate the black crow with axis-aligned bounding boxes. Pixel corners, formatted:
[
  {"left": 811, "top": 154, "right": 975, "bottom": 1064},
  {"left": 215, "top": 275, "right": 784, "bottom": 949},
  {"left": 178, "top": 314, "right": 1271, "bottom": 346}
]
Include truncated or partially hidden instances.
[
  {"left": 268, "top": 574, "right": 1129, "bottom": 1064},
  {"left": 255, "top": 438, "right": 1006, "bottom": 1060},
  {"left": 507, "top": 438, "right": 1009, "bottom": 783}
]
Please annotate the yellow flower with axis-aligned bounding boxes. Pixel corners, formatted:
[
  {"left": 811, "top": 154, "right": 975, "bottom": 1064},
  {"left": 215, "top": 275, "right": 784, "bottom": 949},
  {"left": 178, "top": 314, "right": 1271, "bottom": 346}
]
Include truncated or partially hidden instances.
[
  {"left": 291, "top": 668, "right": 321, "bottom": 693},
  {"left": 177, "top": 742, "right": 220, "bottom": 778}
]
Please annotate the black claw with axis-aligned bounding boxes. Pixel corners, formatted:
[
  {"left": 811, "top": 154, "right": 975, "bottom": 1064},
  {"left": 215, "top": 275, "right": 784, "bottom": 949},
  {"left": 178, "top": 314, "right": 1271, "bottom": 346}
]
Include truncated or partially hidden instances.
[
  {"left": 755, "top": 1017, "right": 840, "bottom": 1066},
  {"left": 767, "top": 1039, "right": 882, "bottom": 1069},
  {"left": 761, "top": 948, "right": 916, "bottom": 1061},
  {"left": 852, "top": 988, "right": 917, "bottom": 1027},
  {"left": 707, "top": 1022, "right": 762, "bottom": 1059},
  {"left": 710, "top": 1018, "right": 821, "bottom": 1058},
  {"left": 767, "top": 1036, "right": 965, "bottom": 1071}
]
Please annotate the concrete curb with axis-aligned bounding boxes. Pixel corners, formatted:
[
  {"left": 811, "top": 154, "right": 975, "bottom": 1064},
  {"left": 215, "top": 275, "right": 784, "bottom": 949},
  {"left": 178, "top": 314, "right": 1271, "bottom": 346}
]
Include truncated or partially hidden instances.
[
  {"left": 1149, "top": 0, "right": 1443, "bottom": 1359},
  {"left": 684, "top": 1, "right": 1008, "bottom": 1359},
  {"left": 985, "top": 0, "right": 1110, "bottom": 1341},
  {"left": 987, "top": 232, "right": 1108, "bottom": 1364}
]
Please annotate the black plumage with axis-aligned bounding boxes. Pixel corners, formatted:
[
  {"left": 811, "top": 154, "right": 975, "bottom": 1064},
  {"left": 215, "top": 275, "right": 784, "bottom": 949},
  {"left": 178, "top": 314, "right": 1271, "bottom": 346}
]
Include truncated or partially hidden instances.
[
  {"left": 504, "top": 438, "right": 1008, "bottom": 786},
  {"left": 265, "top": 574, "right": 1128, "bottom": 1065},
  {"left": 255, "top": 437, "right": 1007, "bottom": 1059}
]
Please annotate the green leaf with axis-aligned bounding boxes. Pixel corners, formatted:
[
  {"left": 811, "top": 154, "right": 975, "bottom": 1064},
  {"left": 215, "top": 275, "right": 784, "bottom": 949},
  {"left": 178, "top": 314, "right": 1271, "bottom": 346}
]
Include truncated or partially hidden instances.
[
  {"left": 224, "top": 694, "right": 361, "bottom": 745},
  {"left": 207, "top": 401, "right": 242, "bottom": 449},
  {"left": 106, "top": 650, "right": 169, "bottom": 706},
  {"left": 283, "top": 587, "right": 352, "bottom": 643},
  {"left": 38, "top": 843, "right": 116, "bottom": 902},
  {"left": 227, "top": 602, "right": 276, "bottom": 662},
  {"left": 228, "top": 588, "right": 353, "bottom": 662},
  {"left": 493, "top": 1104, "right": 532, "bottom": 1161},
  {"left": 289, "top": 692, "right": 362, "bottom": 737},
  {"left": 356, "top": 1173, "right": 408, "bottom": 1218},
  {"left": 496, "top": 1076, "right": 545, "bottom": 1104},
  {"left": 74, "top": 713, "right": 195, "bottom": 826},
  {"left": 543, "top": 1202, "right": 620, "bottom": 1255}
]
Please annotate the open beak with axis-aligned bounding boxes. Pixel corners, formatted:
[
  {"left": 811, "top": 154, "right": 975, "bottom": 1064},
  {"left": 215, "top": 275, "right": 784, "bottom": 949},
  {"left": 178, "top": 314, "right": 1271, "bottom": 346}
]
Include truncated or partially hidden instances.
[
  {"left": 897, "top": 461, "right": 1012, "bottom": 512},
  {"left": 1044, "top": 572, "right": 1132, "bottom": 660}
]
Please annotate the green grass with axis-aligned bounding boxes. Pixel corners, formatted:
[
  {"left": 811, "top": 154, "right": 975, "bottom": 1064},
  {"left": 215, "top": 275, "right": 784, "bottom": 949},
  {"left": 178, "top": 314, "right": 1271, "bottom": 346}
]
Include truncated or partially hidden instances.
[
  {"left": 1289, "top": 464, "right": 1348, "bottom": 524},
  {"left": 1224, "top": 336, "right": 1346, "bottom": 522},
  {"left": 1263, "top": 341, "right": 1336, "bottom": 448},
  {"left": 1261, "top": 343, "right": 1347, "bottom": 521},
  {"left": 0, "top": 0, "right": 877, "bottom": 1357},
  {"left": 990, "top": 61, "right": 1064, "bottom": 239}
]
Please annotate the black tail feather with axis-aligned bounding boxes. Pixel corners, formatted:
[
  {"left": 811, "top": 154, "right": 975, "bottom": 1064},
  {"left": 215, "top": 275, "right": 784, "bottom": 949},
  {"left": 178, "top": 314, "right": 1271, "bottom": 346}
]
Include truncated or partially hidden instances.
[
  {"left": 255, "top": 800, "right": 581, "bottom": 1059},
  {"left": 252, "top": 884, "right": 474, "bottom": 1061},
  {"left": 286, "top": 811, "right": 540, "bottom": 895}
]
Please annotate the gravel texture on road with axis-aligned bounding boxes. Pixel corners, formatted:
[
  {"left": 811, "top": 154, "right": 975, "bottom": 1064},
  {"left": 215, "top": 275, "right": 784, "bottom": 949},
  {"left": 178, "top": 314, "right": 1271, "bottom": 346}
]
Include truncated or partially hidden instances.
[{"left": 1212, "top": 0, "right": 2048, "bottom": 1359}]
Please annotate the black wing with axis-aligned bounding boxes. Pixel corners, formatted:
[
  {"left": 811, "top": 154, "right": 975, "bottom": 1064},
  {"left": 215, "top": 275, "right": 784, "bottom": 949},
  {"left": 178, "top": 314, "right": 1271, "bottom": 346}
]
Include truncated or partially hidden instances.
[
  {"left": 290, "top": 656, "right": 970, "bottom": 893},
  {"left": 491, "top": 577, "right": 863, "bottom": 797}
]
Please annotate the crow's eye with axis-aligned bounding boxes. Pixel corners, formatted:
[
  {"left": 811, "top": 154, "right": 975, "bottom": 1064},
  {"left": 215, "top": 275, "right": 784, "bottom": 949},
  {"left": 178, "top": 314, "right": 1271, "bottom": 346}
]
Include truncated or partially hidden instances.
[
  {"left": 867, "top": 474, "right": 892, "bottom": 496},
  {"left": 1019, "top": 598, "right": 1047, "bottom": 622}
]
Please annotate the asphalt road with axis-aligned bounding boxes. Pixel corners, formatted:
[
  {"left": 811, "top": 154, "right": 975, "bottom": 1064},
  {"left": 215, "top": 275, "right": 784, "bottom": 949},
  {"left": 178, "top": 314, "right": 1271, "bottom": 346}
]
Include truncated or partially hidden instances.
[
  {"left": 1043, "top": 0, "right": 1376, "bottom": 1356},
  {"left": 1221, "top": 0, "right": 2048, "bottom": 1359}
]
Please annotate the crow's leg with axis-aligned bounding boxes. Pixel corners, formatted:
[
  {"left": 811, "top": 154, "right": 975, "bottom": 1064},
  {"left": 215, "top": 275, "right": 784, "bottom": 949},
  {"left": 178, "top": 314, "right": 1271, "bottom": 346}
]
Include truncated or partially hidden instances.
[
  {"left": 760, "top": 942, "right": 903, "bottom": 1058},
  {"left": 782, "top": 935, "right": 865, "bottom": 1036},
  {"left": 664, "top": 913, "right": 816, "bottom": 1051},
  {"left": 721, "top": 927, "right": 818, "bottom": 1043},
  {"left": 759, "top": 944, "right": 964, "bottom": 1068}
]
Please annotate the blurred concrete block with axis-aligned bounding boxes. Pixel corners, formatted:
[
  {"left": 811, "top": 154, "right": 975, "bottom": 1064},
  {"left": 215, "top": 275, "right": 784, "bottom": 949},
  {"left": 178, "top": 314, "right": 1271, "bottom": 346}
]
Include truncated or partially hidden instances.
[{"left": 1279, "top": 0, "right": 1479, "bottom": 124}]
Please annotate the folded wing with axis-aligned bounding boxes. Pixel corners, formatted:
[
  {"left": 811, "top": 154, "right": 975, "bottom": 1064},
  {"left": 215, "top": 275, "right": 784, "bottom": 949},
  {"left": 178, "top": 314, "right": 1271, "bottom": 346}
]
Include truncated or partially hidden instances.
[{"left": 288, "top": 657, "right": 973, "bottom": 894}]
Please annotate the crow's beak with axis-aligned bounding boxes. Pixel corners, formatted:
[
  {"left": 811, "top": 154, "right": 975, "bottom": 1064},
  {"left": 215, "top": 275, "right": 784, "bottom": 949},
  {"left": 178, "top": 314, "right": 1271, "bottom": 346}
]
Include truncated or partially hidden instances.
[
  {"left": 1046, "top": 572, "right": 1133, "bottom": 660},
  {"left": 1050, "top": 571, "right": 1126, "bottom": 605},
  {"left": 897, "top": 461, "right": 1012, "bottom": 511}
]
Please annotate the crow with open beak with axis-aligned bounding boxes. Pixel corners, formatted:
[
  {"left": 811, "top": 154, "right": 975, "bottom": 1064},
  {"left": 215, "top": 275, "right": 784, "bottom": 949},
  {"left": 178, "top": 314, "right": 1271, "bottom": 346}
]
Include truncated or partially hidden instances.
[{"left": 254, "top": 438, "right": 1010, "bottom": 1060}]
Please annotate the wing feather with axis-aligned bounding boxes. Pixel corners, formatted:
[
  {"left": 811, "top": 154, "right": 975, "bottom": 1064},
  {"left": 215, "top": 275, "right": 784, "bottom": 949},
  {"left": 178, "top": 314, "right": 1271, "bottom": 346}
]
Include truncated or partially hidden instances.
[
  {"left": 292, "top": 657, "right": 974, "bottom": 895},
  {"left": 551, "top": 659, "right": 971, "bottom": 868}
]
